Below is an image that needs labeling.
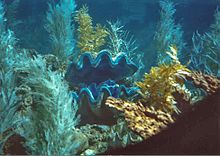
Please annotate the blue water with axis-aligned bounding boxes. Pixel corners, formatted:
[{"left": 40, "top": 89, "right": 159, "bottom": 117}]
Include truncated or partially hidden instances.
[{"left": 6, "top": 0, "right": 219, "bottom": 71}]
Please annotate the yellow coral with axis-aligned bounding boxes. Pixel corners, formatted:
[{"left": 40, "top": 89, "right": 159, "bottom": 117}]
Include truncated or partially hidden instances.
[
  {"left": 74, "top": 6, "right": 109, "bottom": 55},
  {"left": 136, "top": 46, "right": 191, "bottom": 114},
  {"left": 106, "top": 97, "right": 174, "bottom": 139}
]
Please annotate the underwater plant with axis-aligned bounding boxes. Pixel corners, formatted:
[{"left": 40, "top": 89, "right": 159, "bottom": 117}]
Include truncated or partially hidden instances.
[
  {"left": 13, "top": 53, "right": 85, "bottom": 155},
  {"left": 74, "top": 5, "right": 109, "bottom": 55},
  {"left": 0, "top": 2, "right": 23, "bottom": 153},
  {"left": 107, "top": 20, "right": 138, "bottom": 59},
  {"left": 65, "top": 50, "right": 138, "bottom": 86},
  {"left": 154, "top": 0, "right": 186, "bottom": 64},
  {"left": 0, "top": 31, "right": 22, "bottom": 154},
  {"left": 190, "top": 8, "right": 220, "bottom": 76},
  {"left": 45, "top": 0, "right": 76, "bottom": 62},
  {"left": 136, "top": 46, "right": 191, "bottom": 114}
]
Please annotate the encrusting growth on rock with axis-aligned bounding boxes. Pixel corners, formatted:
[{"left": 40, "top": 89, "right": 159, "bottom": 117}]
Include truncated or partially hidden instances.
[
  {"left": 186, "top": 71, "right": 220, "bottom": 95},
  {"left": 105, "top": 97, "right": 174, "bottom": 139}
]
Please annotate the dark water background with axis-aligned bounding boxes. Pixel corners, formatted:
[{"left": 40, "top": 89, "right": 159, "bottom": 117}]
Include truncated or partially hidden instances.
[{"left": 5, "top": 0, "right": 220, "bottom": 71}]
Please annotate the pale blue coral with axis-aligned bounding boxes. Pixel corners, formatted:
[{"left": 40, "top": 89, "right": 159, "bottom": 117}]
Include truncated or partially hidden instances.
[
  {"left": 14, "top": 52, "right": 81, "bottom": 155},
  {"left": 45, "top": 0, "right": 76, "bottom": 61},
  {"left": 190, "top": 8, "right": 220, "bottom": 76},
  {"left": 154, "top": 0, "right": 186, "bottom": 64}
]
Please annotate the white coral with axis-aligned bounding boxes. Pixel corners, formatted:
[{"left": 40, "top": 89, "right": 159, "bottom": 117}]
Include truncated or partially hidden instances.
[{"left": 15, "top": 52, "right": 80, "bottom": 155}]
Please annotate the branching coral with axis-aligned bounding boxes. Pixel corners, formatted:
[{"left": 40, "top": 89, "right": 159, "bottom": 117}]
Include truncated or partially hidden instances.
[
  {"left": 107, "top": 20, "right": 138, "bottom": 59},
  {"left": 13, "top": 52, "right": 84, "bottom": 155},
  {"left": 106, "top": 97, "right": 174, "bottom": 139},
  {"left": 154, "top": 0, "right": 186, "bottom": 64},
  {"left": 136, "top": 46, "right": 191, "bottom": 114},
  {"left": 74, "top": 5, "right": 109, "bottom": 55},
  {"left": 190, "top": 8, "right": 220, "bottom": 76},
  {"left": 45, "top": 0, "right": 76, "bottom": 62},
  {"left": 106, "top": 20, "right": 144, "bottom": 82}
]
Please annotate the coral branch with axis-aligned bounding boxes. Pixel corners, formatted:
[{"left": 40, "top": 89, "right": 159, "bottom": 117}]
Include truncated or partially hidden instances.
[
  {"left": 74, "top": 6, "right": 109, "bottom": 55},
  {"left": 154, "top": 0, "right": 186, "bottom": 64},
  {"left": 45, "top": 0, "right": 76, "bottom": 62},
  {"left": 136, "top": 46, "right": 191, "bottom": 114}
]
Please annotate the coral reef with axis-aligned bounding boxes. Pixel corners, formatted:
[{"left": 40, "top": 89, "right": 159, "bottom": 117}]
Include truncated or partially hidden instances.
[
  {"left": 1, "top": 0, "right": 220, "bottom": 155},
  {"left": 106, "top": 97, "right": 174, "bottom": 139},
  {"left": 72, "top": 80, "right": 139, "bottom": 125},
  {"left": 105, "top": 89, "right": 220, "bottom": 155},
  {"left": 65, "top": 50, "right": 138, "bottom": 86},
  {"left": 74, "top": 6, "right": 109, "bottom": 55},
  {"left": 45, "top": 0, "right": 76, "bottom": 62},
  {"left": 186, "top": 71, "right": 220, "bottom": 95},
  {"left": 154, "top": 0, "right": 185, "bottom": 64},
  {"left": 136, "top": 46, "right": 191, "bottom": 114}
]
